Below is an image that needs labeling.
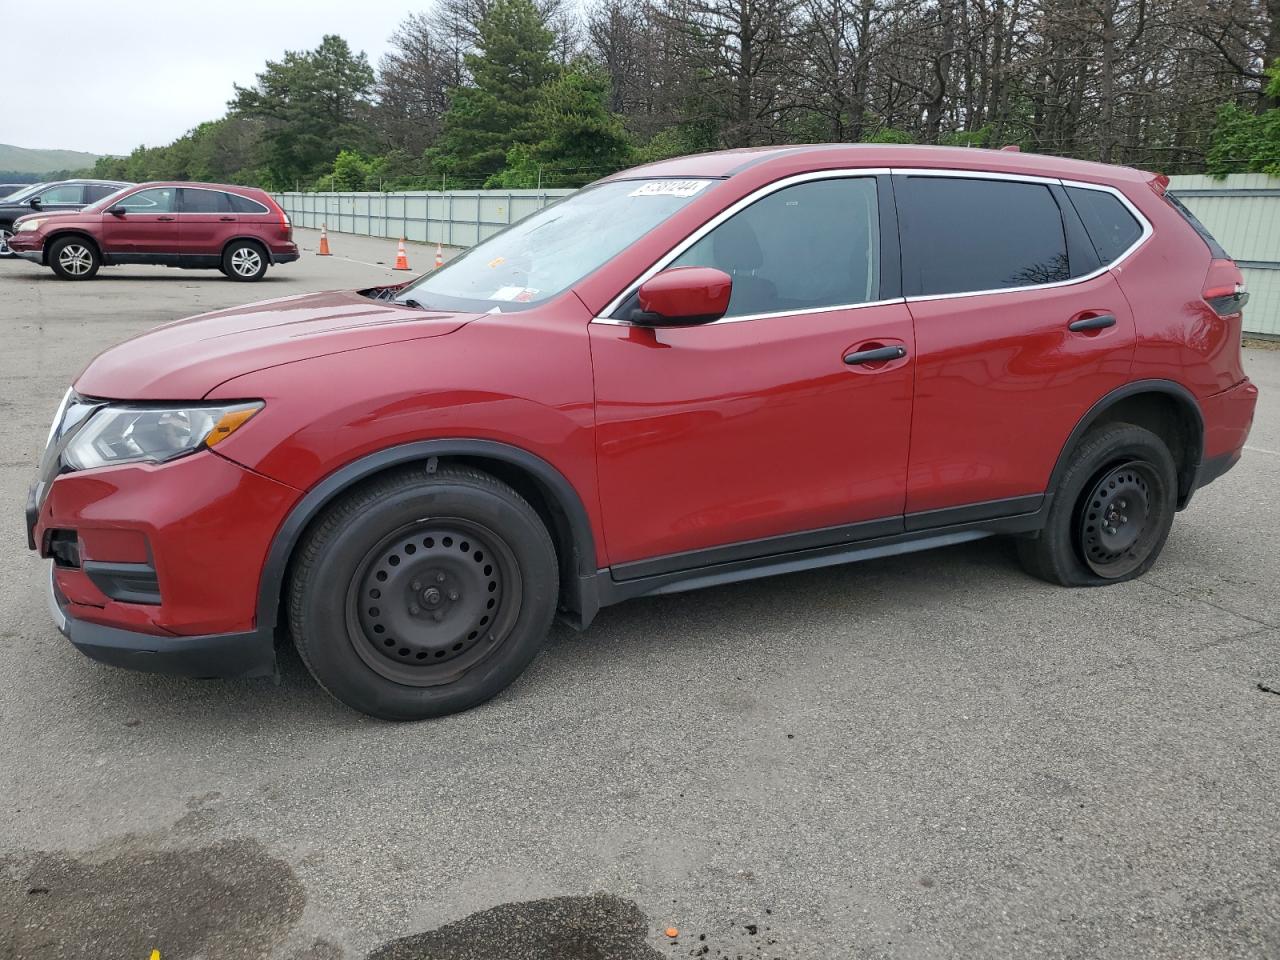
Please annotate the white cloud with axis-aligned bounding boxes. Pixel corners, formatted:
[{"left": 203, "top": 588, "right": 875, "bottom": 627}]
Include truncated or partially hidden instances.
[{"left": 3, "top": 0, "right": 413, "bottom": 156}]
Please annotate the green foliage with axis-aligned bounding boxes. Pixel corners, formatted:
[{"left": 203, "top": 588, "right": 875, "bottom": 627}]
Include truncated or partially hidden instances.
[
  {"left": 1207, "top": 64, "right": 1280, "bottom": 178},
  {"left": 867, "top": 127, "right": 916, "bottom": 144},
  {"left": 486, "top": 63, "right": 633, "bottom": 187},
  {"left": 92, "top": 116, "right": 266, "bottom": 185},
  {"left": 230, "top": 35, "right": 375, "bottom": 189},
  {"left": 940, "top": 126, "right": 992, "bottom": 148},
  {"left": 431, "top": 0, "right": 558, "bottom": 183},
  {"left": 633, "top": 122, "right": 719, "bottom": 164}
]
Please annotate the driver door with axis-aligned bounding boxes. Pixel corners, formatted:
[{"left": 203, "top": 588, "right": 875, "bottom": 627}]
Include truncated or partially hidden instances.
[
  {"left": 100, "top": 186, "right": 178, "bottom": 257},
  {"left": 589, "top": 175, "right": 914, "bottom": 575}
]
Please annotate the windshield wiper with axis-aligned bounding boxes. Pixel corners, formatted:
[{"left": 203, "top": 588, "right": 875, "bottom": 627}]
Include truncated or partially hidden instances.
[{"left": 402, "top": 298, "right": 426, "bottom": 309}]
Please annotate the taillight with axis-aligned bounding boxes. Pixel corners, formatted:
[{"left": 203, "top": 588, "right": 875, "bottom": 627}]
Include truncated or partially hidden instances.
[
  {"left": 279, "top": 209, "right": 292, "bottom": 240},
  {"left": 1203, "top": 259, "right": 1249, "bottom": 317}
]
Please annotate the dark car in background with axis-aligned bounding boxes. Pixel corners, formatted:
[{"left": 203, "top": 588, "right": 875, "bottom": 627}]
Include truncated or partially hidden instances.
[
  {"left": 0, "top": 184, "right": 30, "bottom": 199},
  {"left": 0, "top": 179, "right": 130, "bottom": 257},
  {"left": 7, "top": 181, "right": 299, "bottom": 281}
]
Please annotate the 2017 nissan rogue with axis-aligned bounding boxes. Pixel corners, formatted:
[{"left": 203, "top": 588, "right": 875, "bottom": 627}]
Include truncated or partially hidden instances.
[{"left": 25, "top": 145, "right": 1258, "bottom": 720}]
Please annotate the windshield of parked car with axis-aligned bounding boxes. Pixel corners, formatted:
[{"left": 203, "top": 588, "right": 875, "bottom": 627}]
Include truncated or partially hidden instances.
[
  {"left": 3, "top": 182, "right": 49, "bottom": 203},
  {"left": 393, "top": 178, "right": 717, "bottom": 312}
]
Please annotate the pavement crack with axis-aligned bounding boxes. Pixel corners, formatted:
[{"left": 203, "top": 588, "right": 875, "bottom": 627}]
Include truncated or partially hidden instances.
[
  {"left": 1142, "top": 577, "right": 1277, "bottom": 630},
  {"left": 1257, "top": 681, "right": 1280, "bottom": 697}
]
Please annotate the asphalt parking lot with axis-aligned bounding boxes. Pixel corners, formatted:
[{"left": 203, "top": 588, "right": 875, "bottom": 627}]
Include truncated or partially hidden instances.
[{"left": 1, "top": 229, "right": 1278, "bottom": 959}]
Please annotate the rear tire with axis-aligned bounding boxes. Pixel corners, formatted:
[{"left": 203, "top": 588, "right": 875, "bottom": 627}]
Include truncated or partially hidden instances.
[
  {"left": 48, "top": 236, "right": 100, "bottom": 280},
  {"left": 222, "top": 240, "right": 267, "bottom": 281},
  {"left": 287, "top": 465, "right": 559, "bottom": 720},
  {"left": 1018, "top": 423, "right": 1177, "bottom": 587},
  {"left": 0, "top": 225, "right": 14, "bottom": 258}
]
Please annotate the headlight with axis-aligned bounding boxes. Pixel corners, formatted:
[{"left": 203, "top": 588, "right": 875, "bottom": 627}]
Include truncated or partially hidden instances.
[
  {"left": 17, "top": 219, "right": 44, "bottom": 232},
  {"left": 62, "top": 402, "right": 263, "bottom": 471}
]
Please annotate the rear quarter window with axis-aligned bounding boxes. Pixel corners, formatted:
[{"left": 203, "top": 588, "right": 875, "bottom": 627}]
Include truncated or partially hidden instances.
[
  {"left": 1163, "top": 193, "right": 1230, "bottom": 259},
  {"left": 1065, "top": 187, "right": 1143, "bottom": 264},
  {"left": 228, "top": 193, "right": 270, "bottom": 215}
]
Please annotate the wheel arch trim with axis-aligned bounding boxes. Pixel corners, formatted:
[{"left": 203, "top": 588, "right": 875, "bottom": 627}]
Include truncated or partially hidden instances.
[
  {"left": 254, "top": 438, "right": 599, "bottom": 636},
  {"left": 1048, "top": 378, "right": 1204, "bottom": 503}
]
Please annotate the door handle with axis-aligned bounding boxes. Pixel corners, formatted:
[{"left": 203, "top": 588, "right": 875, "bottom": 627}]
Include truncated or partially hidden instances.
[
  {"left": 219, "top": 216, "right": 235, "bottom": 221},
  {"left": 1068, "top": 313, "right": 1116, "bottom": 332},
  {"left": 844, "top": 345, "right": 907, "bottom": 365},
  {"left": 157, "top": 216, "right": 176, "bottom": 222}
]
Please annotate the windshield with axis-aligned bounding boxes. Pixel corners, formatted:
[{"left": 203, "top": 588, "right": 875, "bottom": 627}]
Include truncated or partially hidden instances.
[
  {"left": 83, "top": 185, "right": 136, "bottom": 212},
  {"left": 4, "top": 182, "right": 49, "bottom": 203},
  {"left": 394, "top": 178, "right": 716, "bottom": 312}
]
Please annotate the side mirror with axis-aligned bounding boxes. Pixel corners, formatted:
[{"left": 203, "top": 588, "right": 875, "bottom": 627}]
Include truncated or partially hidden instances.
[
  {"left": 632, "top": 266, "right": 732, "bottom": 326},
  {"left": 108, "top": 206, "right": 127, "bottom": 216},
  {"left": 28, "top": 197, "right": 41, "bottom": 210}
]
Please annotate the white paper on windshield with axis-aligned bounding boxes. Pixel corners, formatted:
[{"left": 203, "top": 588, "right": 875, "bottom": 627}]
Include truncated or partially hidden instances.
[
  {"left": 628, "top": 180, "right": 710, "bottom": 199},
  {"left": 491, "top": 286, "right": 539, "bottom": 302}
]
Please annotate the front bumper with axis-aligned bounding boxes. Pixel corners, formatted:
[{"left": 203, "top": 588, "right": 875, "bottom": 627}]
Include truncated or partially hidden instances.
[
  {"left": 47, "top": 564, "right": 276, "bottom": 678},
  {"left": 8, "top": 233, "right": 44, "bottom": 262}
]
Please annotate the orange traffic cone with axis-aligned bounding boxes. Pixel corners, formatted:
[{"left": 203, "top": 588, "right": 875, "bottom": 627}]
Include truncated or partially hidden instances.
[
  {"left": 434, "top": 244, "right": 444, "bottom": 270},
  {"left": 393, "top": 238, "right": 411, "bottom": 271},
  {"left": 317, "top": 223, "right": 331, "bottom": 256}
]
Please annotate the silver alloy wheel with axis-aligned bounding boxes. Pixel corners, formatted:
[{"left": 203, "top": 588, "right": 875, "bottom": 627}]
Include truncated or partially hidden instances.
[
  {"left": 230, "top": 246, "right": 263, "bottom": 277},
  {"left": 58, "top": 243, "right": 93, "bottom": 276},
  {"left": 0, "top": 228, "right": 12, "bottom": 256}
]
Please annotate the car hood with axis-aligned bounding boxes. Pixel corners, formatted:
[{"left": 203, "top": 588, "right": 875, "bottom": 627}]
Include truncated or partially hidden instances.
[
  {"left": 12, "top": 208, "right": 86, "bottom": 226},
  {"left": 74, "top": 289, "right": 482, "bottom": 400}
]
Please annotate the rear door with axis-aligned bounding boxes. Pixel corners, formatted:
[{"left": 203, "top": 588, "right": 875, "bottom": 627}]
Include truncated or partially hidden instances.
[
  {"left": 100, "top": 186, "right": 179, "bottom": 256},
  {"left": 896, "top": 173, "right": 1138, "bottom": 522},
  {"left": 590, "top": 174, "right": 915, "bottom": 573},
  {"left": 178, "top": 188, "right": 235, "bottom": 264}
]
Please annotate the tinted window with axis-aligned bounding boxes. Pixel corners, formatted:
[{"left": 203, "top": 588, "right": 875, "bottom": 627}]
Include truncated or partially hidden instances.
[
  {"left": 84, "top": 184, "right": 121, "bottom": 203},
  {"left": 116, "top": 188, "right": 176, "bottom": 213},
  {"left": 180, "top": 188, "right": 230, "bottom": 213},
  {"left": 898, "top": 177, "right": 1069, "bottom": 295},
  {"left": 670, "top": 177, "right": 880, "bottom": 318},
  {"left": 228, "top": 192, "right": 269, "bottom": 214},
  {"left": 1164, "top": 193, "right": 1229, "bottom": 259},
  {"left": 38, "top": 184, "right": 85, "bottom": 205},
  {"left": 1066, "top": 187, "right": 1142, "bottom": 263}
]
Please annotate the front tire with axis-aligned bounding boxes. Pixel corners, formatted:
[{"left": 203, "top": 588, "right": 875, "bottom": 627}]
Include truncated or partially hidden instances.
[
  {"left": 223, "top": 240, "right": 267, "bottom": 281},
  {"left": 1018, "top": 423, "right": 1177, "bottom": 587},
  {"left": 0, "top": 225, "right": 14, "bottom": 258},
  {"left": 48, "top": 236, "right": 100, "bottom": 280},
  {"left": 287, "top": 465, "right": 559, "bottom": 720}
]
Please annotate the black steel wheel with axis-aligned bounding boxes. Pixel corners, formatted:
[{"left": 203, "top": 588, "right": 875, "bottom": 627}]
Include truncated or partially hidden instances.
[
  {"left": 288, "top": 464, "right": 558, "bottom": 720},
  {"left": 348, "top": 518, "right": 522, "bottom": 686},
  {"left": 1076, "top": 460, "right": 1163, "bottom": 579},
  {"left": 1018, "top": 422, "right": 1176, "bottom": 587}
]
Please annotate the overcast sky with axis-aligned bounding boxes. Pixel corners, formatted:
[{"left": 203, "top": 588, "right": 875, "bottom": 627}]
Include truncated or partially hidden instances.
[{"left": 1, "top": 1, "right": 412, "bottom": 157}]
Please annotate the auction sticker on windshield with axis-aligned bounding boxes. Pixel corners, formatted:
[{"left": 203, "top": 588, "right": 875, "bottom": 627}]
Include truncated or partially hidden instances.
[{"left": 628, "top": 180, "right": 711, "bottom": 199}]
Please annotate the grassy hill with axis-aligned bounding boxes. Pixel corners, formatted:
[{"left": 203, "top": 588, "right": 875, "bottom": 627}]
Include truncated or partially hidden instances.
[{"left": 0, "top": 143, "right": 101, "bottom": 175}]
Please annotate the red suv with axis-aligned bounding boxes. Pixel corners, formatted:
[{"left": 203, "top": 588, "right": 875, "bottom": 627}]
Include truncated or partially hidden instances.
[
  {"left": 8, "top": 182, "right": 299, "bottom": 281},
  {"left": 24, "top": 146, "right": 1257, "bottom": 720}
]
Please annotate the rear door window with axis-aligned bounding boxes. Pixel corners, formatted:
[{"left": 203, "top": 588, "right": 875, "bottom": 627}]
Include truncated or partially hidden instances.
[
  {"left": 84, "top": 184, "right": 120, "bottom": 203},
  {"left": 1065, "top": 187, "right": 1143, "bottom": 263},
  {"left": 669, "top": 177, "right": 880, "bottom": 318},
  {"left": 179, "top": 188, "right": 231, "bottom": 214},
  {"left": 897, "top": 176, "right": 1069, "bottom": 296}
]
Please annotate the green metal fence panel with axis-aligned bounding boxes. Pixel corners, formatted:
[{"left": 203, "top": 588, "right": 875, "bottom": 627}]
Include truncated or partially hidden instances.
[
  {"left": 273, "top": 189, "right": 575, "bottom": 250},
  {"left": 1168, "top": 174, "right": 1280, "bottom": 338}
]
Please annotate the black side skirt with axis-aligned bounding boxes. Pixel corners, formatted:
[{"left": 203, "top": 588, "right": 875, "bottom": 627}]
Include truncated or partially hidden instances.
[{"left": 593, "top": 494, "right": 1047, "bottom": 606}]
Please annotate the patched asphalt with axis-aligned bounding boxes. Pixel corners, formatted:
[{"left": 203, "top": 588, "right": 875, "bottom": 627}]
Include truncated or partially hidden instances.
[{"left": 1, "top": 232, "right": 1278, "bottom": 958}]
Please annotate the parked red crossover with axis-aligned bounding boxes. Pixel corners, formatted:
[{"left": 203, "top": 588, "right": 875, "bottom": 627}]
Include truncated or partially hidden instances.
[
  {"left": 25, "top": 146, "right": 1258, "bottom": 720},
  {"left": 8, "top": 182, "right": 299, "bottom": 281}
]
